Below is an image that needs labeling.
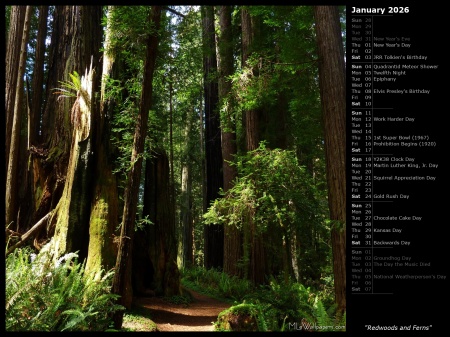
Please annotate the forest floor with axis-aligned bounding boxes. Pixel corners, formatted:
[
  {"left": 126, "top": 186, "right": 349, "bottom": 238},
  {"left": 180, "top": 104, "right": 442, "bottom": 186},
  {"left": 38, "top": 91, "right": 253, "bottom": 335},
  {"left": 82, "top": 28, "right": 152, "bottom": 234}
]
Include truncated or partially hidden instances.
[{"left": 125, "top": 288, "right": 231, "bottom": 332}]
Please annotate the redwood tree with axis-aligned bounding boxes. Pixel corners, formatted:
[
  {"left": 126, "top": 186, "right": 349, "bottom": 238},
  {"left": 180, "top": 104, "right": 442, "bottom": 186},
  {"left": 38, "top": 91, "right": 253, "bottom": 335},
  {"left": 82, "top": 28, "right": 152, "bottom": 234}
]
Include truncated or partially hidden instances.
[
  {"left": 49, "top": 6, "right": 103, "bottom": 263},
  {"left": 30, "top": 6, "right": 100, "bottom": 248},
  {"left": 201, "top": 5, "right": 224, "bottom": 270},
  {"left": 180, "top": 109, "right": 194, "bottom": 268},
  {"left": 217, "top": 5, "right": 242, "bottom": 277},
  {"left": 85, "top": 6, "right": 119, "bottom": 275},
  {"left": 5, "top": 6, "right": 26, "bottom": 174},
  {"left": 141, "top": 148, "right": 182, "bottom": 297},
  {"left": 30, "top": 6, "right": 49, "bottom": 147},
  {"left": 313, "top": 5, "right": 347, "bottom": 315},
  {"left": 112, "top": 6, "right": 162, "bottom": 329},
  {"left": 6, "top": 6, "right": 32, "bottom": 230},
  {"left": 241, "top": 7, "right": 266, "bottom": 285}
]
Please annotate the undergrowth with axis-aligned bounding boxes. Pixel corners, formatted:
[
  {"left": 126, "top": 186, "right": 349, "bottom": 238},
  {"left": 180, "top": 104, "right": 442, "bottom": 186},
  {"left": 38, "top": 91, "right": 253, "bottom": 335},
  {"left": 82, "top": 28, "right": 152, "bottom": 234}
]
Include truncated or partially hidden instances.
[
  {"left": 5, "top": 243, "right": 124, "bottom": 331},
  {"left": 181, "top": 266, "right": 346, "bottom": 332},
  {"left": 181, "top": 266, "right": 252, "bottom": 303},
  {"left": 163, "top": 294, "right": 192, "bottom": 307}
]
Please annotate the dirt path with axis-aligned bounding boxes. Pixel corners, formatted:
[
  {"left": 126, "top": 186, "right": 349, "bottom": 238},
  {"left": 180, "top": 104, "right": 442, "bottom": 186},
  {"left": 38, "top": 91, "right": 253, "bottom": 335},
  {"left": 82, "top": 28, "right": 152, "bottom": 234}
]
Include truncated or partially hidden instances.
[{"left": 132, "top": 290, "right": 231, "bottom": 331}]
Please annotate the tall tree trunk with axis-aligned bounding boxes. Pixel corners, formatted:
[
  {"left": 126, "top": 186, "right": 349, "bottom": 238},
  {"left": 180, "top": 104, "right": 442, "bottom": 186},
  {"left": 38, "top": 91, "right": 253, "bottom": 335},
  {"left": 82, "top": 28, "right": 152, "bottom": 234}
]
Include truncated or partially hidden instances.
[
  {"left": 6, "top": 6, "right": 32, "bottom": 230},
  {"left": 201, "top": 5, "right": 224, "bottom": 270},
  {"left": 143, "top": 149, "right": 182, "bottom": 297},
  {"left": 133, "top": 156, "right": 157, "bottom": 295},
  {"left": 32, "top": 6, "right": 95, "bottom": 247},
  {"left": 199, "top": 99, "right": 207, "bottom": 220},
  {"left": 85, "top": 6, "right": 119, "bottom": 274},
  {"left": 241, "top": 7, "right": 266, "bottom": 285},
  {"left": 180, "top": 107, "right": 194, "bottom": 268},
  {"left": 52, "top": 59, "right": 96, "bottom": 258},
  {"left": 180, "top": 162, "right": 193, "bottom": 267},
  {"left": 50, "top": 6, "right": 103, "bottom": 263},
  {"left": 30, "top": 5, "right": 49, "bottom": 146},
  {"left": 170, "top": 81, "right": 176, "bottom": 206},
  {"left": 16, "top": 77, "right": 32, "bottom": 233},
  {"left": 274, "top": 41, "right": 288, "bottom": 150},
  {"left": 5, "top": 6, "right": 26, "bottom": 174},
  {"left": 313, "top": 5, "right": 346, "bottom": 315},
  {"left": 265, "top": 40, "right": 291, "bottom": 280},
  {"left": 217, "top": 5, "right": 242, "bottom": 277},
  {"left": 198, "top": 99, "right": 206, "bottom": 266},
  {"left": 19, "top": 6, "right": 50, "bottom": 235},
  {"left": 112, "top": 6, "right": 162, "bottom": 329}
]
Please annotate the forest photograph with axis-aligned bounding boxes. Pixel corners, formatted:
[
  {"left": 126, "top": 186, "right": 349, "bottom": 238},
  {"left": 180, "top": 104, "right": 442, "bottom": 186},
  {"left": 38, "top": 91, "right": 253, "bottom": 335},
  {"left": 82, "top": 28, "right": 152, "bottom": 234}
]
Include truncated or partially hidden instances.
[{"left": 5, "top": 5, "right": 346, "bottom": 332}]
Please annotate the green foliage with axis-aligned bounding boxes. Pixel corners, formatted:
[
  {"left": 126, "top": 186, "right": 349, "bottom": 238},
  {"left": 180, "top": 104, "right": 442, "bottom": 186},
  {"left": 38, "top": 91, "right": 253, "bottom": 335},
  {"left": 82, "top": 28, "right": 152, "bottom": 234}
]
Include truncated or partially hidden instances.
[
  {"left": 242, "top": 274, "right": 315, "bottom": 331},
  {"left": 309, "top": 297, "right": 346, "bottom": 332},
  {"left": 181, "top": 266, "right": 344, "bottom": 332},
  {"left": 214, "top": 303, "right": 267, "bottom": 331},
  {"left": 204, "top": 142, "right": 317, "bottom": 231},
  {"left": 107, "top": 73, "right": 145, "bottom": 180},
  {"left": 181, "top": 266, "right": 253, "bottom": 302},
  {"left": 204, "top": 142, "right": 329, "bottom": 282},
  {"left": 105, "top": 6, "right": 158, "bottom": 59},
  {"left": 239, "top": 274, "right": 345, "bottom": 332},
  {"left": 316, "top": 272, "right": 336, "bottom": 310},
  {"left": 163, "top": 294, "right": 192, "bottom": 307},
  {"left": 121, "top": 306, "right": 158, "bottom": 332},
  {"left": 227, "top": 6, "right": 325, "bottom": 181},
  {"left": 5, "top": 244, "right": 124, "bottom": 331},
  {"left": 52, "top": 70, "right": 81, "bottom": 100},
  {"left": 213, "top": 274, "right": 345, "bottom": 332},
  {"left": 103, "top": 7, "right": 160, "bottom": 184}
]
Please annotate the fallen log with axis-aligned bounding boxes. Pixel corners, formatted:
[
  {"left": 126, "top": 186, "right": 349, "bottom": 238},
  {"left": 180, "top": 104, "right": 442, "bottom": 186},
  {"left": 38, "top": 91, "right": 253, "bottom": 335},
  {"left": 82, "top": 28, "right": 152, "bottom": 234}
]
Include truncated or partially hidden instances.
[{"left": 6, "top": 212, "right": 51, "bottom": 255}]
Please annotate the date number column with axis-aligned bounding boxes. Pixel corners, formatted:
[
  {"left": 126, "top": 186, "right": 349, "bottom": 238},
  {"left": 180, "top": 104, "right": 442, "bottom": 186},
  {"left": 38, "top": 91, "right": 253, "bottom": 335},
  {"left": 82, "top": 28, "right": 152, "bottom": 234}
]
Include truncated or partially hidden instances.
[{"left": 349, "top": 14, "right": 374, "bottom": 294}]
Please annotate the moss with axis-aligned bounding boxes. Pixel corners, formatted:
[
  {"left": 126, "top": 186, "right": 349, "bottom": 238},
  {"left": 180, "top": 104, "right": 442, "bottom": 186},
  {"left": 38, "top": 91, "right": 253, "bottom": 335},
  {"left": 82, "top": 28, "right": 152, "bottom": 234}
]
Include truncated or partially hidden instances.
[
  {"left": 34, "top": 185, "right": 43, "bottom": 210},
  {"left": 86, "top": 197, "right": 116, "bottom": 274},
  {"left": 215, "top": 303, "right": 265, "bottom": 331},
  {"left": 47, "top": 145, "right": 64, "bottom": 163},
  {"left": 53, "top": 198, "right": 69, "bottom": 256},
  {"left": 121, "top": 306, "right": 159, "bottom": 332}
]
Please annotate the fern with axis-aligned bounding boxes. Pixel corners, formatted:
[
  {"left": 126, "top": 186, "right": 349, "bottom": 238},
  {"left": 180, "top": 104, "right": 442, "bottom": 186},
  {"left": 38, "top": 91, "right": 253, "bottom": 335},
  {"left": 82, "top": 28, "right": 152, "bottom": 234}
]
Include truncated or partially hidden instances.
[
  {"left": 256, "top": 310, "right": 268, "bottom": 331},
  {"left": 52, "top": 70, "right": 81, "bottom": 100},
  {"left": 313, "top": 297, "right": 333, "bottom": 330},
  {"left": 5, "top": 244, "right": 124, "bottom": 331},
  {"left": 337, "top": 311, "right": 346, "bottom": 330},
  {"left": 61, "top": 308, "right": 88, "bottom": 331}
]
